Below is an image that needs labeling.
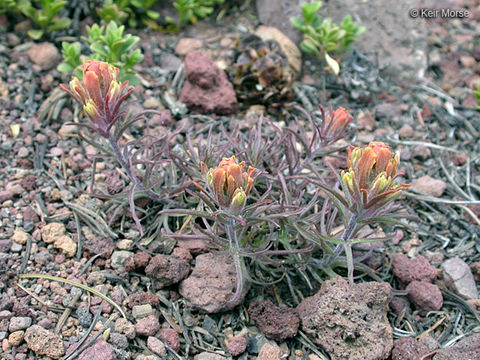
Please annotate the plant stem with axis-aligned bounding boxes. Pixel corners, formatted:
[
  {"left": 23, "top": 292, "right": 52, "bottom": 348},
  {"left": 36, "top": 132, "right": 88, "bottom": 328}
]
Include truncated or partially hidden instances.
[
  {"left": 225, "top": 219, "right": 245, "bottom": 306},
  {"left": 108, "top": 130, "right": 163, "bottom": 201},
  {"left": 325, "top": 213, "right": 359, "bottom": 285}
]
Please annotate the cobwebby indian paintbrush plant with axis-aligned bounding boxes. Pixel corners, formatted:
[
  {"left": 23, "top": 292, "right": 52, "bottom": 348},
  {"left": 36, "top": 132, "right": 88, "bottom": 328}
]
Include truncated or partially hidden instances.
[
  {"left": 60, "top": 60, "right": 169, "bottom": 235},
  {"left": 296, "top": 141, "right": 411, "bottom": 285},
  {"left": 162, "top": 153, "right": 314, "bottom": 306},
  {"left": 196, "top": 156, "right": 257, "bottom": 304}
]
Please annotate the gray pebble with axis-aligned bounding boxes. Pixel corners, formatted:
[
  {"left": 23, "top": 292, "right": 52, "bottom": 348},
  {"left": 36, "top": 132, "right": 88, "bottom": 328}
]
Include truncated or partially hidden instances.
[
  {"left": 9, "top": 316, "right": 32, "bottom": 332},
  {"left": 76, "top": 307, "right": 93, "bottom": 328}
]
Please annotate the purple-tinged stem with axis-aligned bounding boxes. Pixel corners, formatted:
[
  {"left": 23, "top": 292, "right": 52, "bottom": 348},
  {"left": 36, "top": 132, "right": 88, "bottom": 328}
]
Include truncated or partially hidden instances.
[{"left": 108, "top": 130, "right": 163, "bottom": 202}]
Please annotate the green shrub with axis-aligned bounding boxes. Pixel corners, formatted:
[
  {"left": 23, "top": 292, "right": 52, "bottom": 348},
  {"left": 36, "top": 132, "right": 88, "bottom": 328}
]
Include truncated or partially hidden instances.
[
  {"left": 58, "top": 21, "right": 144, "bottom": 85},
  {"left": 0, "top": 0, "right": 27, "bottom": 14},
  {"left": 18, "top": 0, "right": 71, "bottom": 39},
  {"left": 290, "top": 1, "right": 365, "bottom": 74},
  {"left": 97, "top": 0, "right": 161, "bottom": 29},
  {"left": 173, "top": 0, "right": 224, "bottom": 29}
]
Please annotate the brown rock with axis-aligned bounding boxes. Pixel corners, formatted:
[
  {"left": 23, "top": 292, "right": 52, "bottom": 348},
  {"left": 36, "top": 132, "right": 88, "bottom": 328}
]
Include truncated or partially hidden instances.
[
  {"left": 248, "top": 300, "right": 299, "bottom": 342},
  {"left": 134, "top": 252, "right": 151, "bottom": 269},
  {"left": 8, "top": 330, "right": 24, "bottom": 347},
  {"left": 147, "top": 336, "right": 166, "bottom": 357},
  {"left": 226, "top": 336, "right": 247, "bottom": 357},
  {"left": 389, "top": 297, "right": 411, "bottom": 316},
  {"left": 471, "top": 262, "right": 480, "bottom": 282},
  {"left": 450, "top": 152, "right": 468, "bottom": 166},
  {"left": 145, "top": 254, "right": 190, "bottom": 288},
  {"left": 157, "top": 328, "right": 180, "bottom": 352},
  {"left": 392, "top": 337, "right": 430, "bottom": 360},
  {"left": 433, "top": 333, "right": 480, "bottom": 360},
  {"left": 177, "top": 239, "right": 209, "bottom": 254},
  {"left": 26, "top": 42, "right": 60, "bottom": 71},
  {"left": 179, "top": 253, "right": 250, "bottom": 313},
  {"left": 24, "top": 325, "right": 64, "bottom": 359},
  {"left": 411, "top": 176, "right": 447, "bottom": 197},
  {"left": 12, "top": 231, "right": 28, "bottom": 245},
  {"left": 53, "top": 235, "right": 77, "bottom": 258},
  {"left": 406, "top": 281, "right": 443, "bottom": 311},
  {"left": 258, "top": 342, "right": 284, "bottom": 360},
  {"left": 412, "top": 145, "right": 432, "bottom": 160},
  {"left": 77, "top": 338, "right": 115, "bottom": 360},
  {"left": 375, "top": 103, "right": 402, "bottom": 119},
  {"left": 175, "top": 38, "right": 203, "bottom": 56},
  {"left": 460, "top": 56, "right": 476, "bottom": 68},
  {"left": 398, "top": 124, "right": 414, "bottom": 138},
  {"left": 392, "top": 254, "right": 438, "bottom": 284},
  {"left": 135, "top": 314, "right": 160, "bottom": 337},
  {"left": 41, "top": 222, "right": 65, "bottom": 244},
  {"left": 172, "top": 247, "right": 193, "bottom": 263},
  {"left": 297, "top": 276, "right": 393, "bottom": 360},
  {"left": 0, "top": 191, "right": 13, "bottom": 203},
  {"left": 114, "top": 318, "right": 136, "bottom": 340},
  {"left": 83, "top": 235, "right": 115, "bottom": 258},
  {"left": 127, "top": 292, "right": 159, "bottom": 308},
  {"left": 179, "top": 51, "right": 237, "bottom": 115}
]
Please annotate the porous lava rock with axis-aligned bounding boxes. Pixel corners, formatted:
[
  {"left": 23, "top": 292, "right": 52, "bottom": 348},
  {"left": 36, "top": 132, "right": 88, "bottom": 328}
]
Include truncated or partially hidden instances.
[
  {"left": 77, "top": 338, "right": 115, "bottom": 360},
  {"left": 24, "top": 325, "right": 64, "bottom": 359},
  {"left": 297, "top": 276, "right": 393, "bottom": 360},
  {"left": 406, "top": 281, "right": 443, "bottom": 312},
  {"left": 179, "top": 253, "right": 249, "bottom": 313},
  {"left": 179, "top": 51, "right": 237, "bottom": 114},
  {"left": 392, "top": 337, "right": 431, "bottom": 360},
  {"left": 248, "top": 300, "right": 299, "bottom": 341},
  {"left": 392, "top": 253, "right": 438, "bottom": 284},
  {"left": 145, "top": 254, "right": 190, "bottom": 288},
  {"left": 433, "top": 333, "right": 480, "bottom": 360}
]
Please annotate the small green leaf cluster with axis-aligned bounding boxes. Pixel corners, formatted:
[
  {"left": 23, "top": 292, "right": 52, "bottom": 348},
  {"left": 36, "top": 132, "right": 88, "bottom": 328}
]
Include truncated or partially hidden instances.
[
  {"left": 0, "top": 0, "right": 27, "bottom": 14},
  {"left": 96, "top": 0, "right": 161, "bottom": 29},
  {"left": 16, "top": 0, "right": 71, "bottom": 39},
  {"left": 58, "top": 22, "right": 144, "bottom": 85},
  {"left": 290, "top": 1, "right": 365, "bottom": 74},
  {"left": 174, "top": 0, "right": 224, "bottom": 28}
]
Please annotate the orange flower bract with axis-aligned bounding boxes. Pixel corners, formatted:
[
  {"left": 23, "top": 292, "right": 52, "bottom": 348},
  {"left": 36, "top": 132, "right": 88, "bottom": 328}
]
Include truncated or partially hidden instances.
[
  {"left": 341, "top": 141, "right": 409, "bottom": 211},
  {"left": 201, "top": 156, "right": 256, "bottom": 214},
  {"left": 60, "top": 60, "right": 132, "bottom": 138}
]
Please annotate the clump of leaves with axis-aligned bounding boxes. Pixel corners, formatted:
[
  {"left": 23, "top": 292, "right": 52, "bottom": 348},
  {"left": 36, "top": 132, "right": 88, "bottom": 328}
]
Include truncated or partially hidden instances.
[
  {"left": 97, "top": 0, "right": 161, "bottom": 29},
  {"left": 17, "top": 0, "right": 71, "bottom": 39},
  {"left": 174, "top": 0, "right": 224, "bottom": 29},
  {"left": 0, "top": 0, "right": 27, "bottom": 14},
  {"left": 232, "top": 34, "right": 295, "bottom": 108},
  {"left": 290, "top": 1, "right": 365, "bottom": 74},
  {"left": 58, "top": 21, "right": 144, "bottom": 85}
]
